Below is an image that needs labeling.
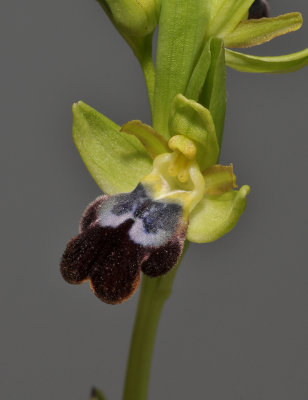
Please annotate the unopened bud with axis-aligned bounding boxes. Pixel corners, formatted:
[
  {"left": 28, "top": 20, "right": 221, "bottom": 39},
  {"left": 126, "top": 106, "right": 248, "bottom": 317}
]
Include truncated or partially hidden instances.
[{"left": 104, "top": 0, "right": 160, "bottom": 37}]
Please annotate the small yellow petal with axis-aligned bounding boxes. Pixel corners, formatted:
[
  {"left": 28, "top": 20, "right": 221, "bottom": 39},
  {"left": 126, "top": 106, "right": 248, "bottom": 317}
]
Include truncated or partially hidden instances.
[
  {"left": 203, "top": 164, "right": 237, "bottom": 195},
  {"left": 121, "top": 120, "right": 169, "bottom": 159}
]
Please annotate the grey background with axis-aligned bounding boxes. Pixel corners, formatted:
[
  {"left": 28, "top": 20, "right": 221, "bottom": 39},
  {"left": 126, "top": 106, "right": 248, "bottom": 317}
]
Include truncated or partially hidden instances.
[{"left": 1, "top": 1, "right": 307, "bottom": 399}]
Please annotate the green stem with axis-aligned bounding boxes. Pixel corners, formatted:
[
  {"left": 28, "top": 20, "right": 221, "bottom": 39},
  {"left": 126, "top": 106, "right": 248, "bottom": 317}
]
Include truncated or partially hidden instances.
[
  {"left": 133, "top": 34, "right": 155, "bottom": 115},
  {"left": 140, "top": 54, "right": 155, "bottom": 115},
  {"left": 122, "top": 242, "right": 189, "bottom": 400},
  {"left": 95, "top": 1, "right": 156, "bottom": 113},
  {"left": 124, "top": 34, "right": 156, "bottom": 114}
]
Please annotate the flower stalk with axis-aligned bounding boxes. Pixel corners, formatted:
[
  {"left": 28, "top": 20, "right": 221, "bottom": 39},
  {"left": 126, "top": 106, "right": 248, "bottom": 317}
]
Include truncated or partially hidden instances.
[{"left": 123, "top": 243, "right": 188, "bottom": 400}]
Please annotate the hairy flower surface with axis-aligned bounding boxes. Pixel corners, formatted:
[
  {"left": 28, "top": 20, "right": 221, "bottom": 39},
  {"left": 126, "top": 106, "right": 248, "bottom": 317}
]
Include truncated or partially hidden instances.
[
  {"left": 61, "top": 183, "right": 186, "bottom": 304},
  {"left": 61, "top": 96, "right": 249, "bottom": 303}
]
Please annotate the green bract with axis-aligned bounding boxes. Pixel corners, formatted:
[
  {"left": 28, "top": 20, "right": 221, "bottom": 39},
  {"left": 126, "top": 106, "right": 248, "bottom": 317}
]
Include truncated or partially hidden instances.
[
  {"left": 199, "top": 38, "right": 226, "bottom": 148},
  {"left": 205, "top": 0, "right": 256, "bottom": 39}
]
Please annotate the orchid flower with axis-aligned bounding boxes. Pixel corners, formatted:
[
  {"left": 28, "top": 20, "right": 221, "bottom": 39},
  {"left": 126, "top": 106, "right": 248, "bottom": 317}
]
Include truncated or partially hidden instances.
[
  {"left": 205, "top": 0, "right": 308, "bottom": 73},
  {"left": 61, "top": 96, "right": 249, "bottom": 304}
]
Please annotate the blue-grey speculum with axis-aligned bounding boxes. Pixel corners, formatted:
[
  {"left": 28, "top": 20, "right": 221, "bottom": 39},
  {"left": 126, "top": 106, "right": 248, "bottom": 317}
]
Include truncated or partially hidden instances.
[
  {"left": 99, "top": 184, "right": 183, "bottom": 246},
  {"left": 60, "top": 183, "right": 187, "bottom": 304}
]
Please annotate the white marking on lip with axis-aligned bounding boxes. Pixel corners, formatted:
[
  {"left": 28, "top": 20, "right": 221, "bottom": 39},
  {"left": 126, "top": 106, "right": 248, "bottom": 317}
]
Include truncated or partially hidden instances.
[
  {"left": 99, "top": 211, "right": 132, "bottom": 228},
  {"left": 128, "top": 219, "right": 171, "bottom": 247},
  {"left": 98, "top": 197, "right": 134, "bottom": 228}
]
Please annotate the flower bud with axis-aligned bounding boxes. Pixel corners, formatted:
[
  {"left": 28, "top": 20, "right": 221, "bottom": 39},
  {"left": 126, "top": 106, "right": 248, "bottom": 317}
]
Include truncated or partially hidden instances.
[{"left": 104, "top": 0, "right": 160, "bottom": 37}]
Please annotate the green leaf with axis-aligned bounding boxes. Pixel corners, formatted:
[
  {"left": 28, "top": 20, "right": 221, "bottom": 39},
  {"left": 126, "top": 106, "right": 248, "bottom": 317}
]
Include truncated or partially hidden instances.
[
  {"left": 121, "top": 120, "right": 169, "bottom": 159},
  {"left": 152, "top": 0, "right": 210, "bottom": 137},
  {"left": 72, "top": 101, "right": 152, "bottom": 194},
  {"left": 225, "top": 48, "right": 308, "bottom": 73},
  {"left": 187, "top": 185, "right": 250, "bottom": 243},
  {"left": 169, "top": 94, "right": 219, "bottom": 171},
  {"left": 205, "top": 0, "right": 254, "bottom": 40},
  {"left": 185, "top": 39, "right": 212, "bottom": 101},
  {"left": 199, "top": 38, "right": 226, "bottom": 149},
  {"left": 224, "top": 12, "right": 303, "bottom": 48}
]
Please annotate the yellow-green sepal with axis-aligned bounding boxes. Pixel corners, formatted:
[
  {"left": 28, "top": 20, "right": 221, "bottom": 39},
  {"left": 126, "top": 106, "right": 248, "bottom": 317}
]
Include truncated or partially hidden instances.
[
  {"left": 225, "top": 48, "right": 308, "bottom": 73},
  {"left": 187, "top": 185, "right": 250, "bottom": 243},
  {"left": 169, "top": 94, "right": 219, "bottom": 171},
  {"left": 224, "top": 12, "right": 303, "bottom": 48},
  {"left": 72, "top": 101, "right": 152, "bottom": 195}
]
